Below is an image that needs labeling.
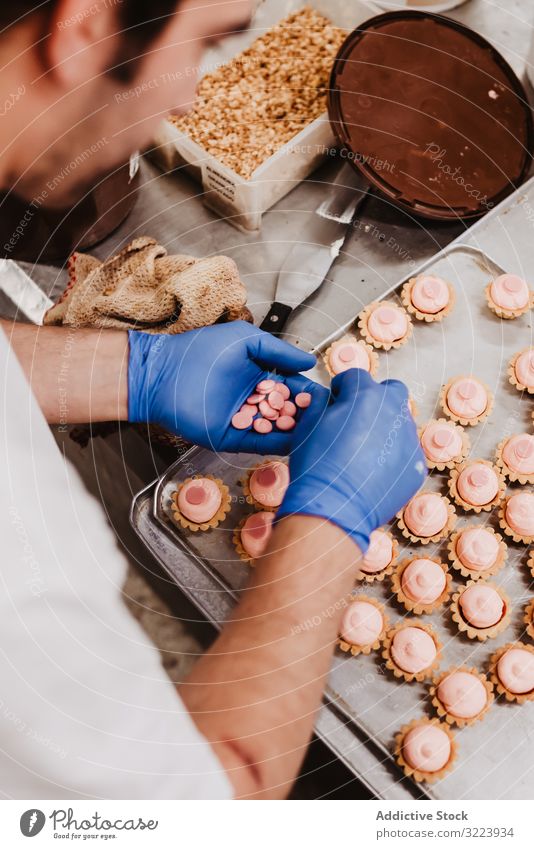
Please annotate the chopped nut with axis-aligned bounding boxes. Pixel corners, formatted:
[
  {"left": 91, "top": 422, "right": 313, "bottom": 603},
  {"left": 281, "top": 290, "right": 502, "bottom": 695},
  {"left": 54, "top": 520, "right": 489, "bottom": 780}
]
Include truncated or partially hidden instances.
[{"left": 170, "top": 7, "right": 346, "bottom": 180}]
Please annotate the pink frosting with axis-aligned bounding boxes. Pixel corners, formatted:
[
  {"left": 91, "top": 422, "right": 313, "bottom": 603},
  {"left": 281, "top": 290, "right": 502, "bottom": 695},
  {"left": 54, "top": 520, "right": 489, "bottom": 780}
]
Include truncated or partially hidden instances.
[
  {"left": 403, "top": 493, "right": 448, "bottom": 538},
  {"left": 390, "top": 626, "right": 437, "bottom": 674},
  {"left": 456, "top": 462, "right": 499, "bottom": 506},
  {"left": 421, "top": 421, "right": 463, "bottom": 463},
  {"left": 502, "top": 434, "right": 534, "bottom": 474},
  {"left": 456, "top": 527, "right": 499, "bottom": 571},
  {"left": 403, "top": 724, "right": 451, "bottom": 773},
  {"left": 361, "top": 529, "right": 393, "bottom": 573},
  {"left": 437, "top": 671, "right": 487, "bottom": 719},
  {"left": 367, "top": 303, "right": 408, "bottom": 344},
  {"left": 410, "top": 275, "right": 450, "bottom": 314},
  {"left": 328, "top": 339, "right": 371, "bottom": 375},
  {"left": 490, "top": 274, "right": 529, "bottom": 311},
  {"left": 505, "top": 492, "right": 534, "bottom": 537},
  {"left": 497, "top": 648, "right": 534, "bottom": 694},
  {"left": 240, "top": 512, "right": 274, "bottom": 559},
  {"left": 446, "top": 377, "right": 488, "bottom": 419},
  {"left": 249, "top": 462, "right": 289, "bottom": 508},
  {"left": 514, "top": 349, "right": 534, "bottom": 390},
  {"left": 458, "top": 584, "right": 504, "bottom": 629},
  {"left": 177, "top": 478, "right": 222, "bottom": 523},
  {"left": 340, "top": 600, "right": 383, "bottom": 646},
  {"left": 401, "top": 559, "right": 446, "bottom": 604}
]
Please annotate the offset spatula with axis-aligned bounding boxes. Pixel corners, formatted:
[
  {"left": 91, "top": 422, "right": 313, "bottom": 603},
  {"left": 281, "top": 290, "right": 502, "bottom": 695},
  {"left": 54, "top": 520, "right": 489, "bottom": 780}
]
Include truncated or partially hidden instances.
[{"left": 260, "top": 164, "right": 369, "bottom": 336}]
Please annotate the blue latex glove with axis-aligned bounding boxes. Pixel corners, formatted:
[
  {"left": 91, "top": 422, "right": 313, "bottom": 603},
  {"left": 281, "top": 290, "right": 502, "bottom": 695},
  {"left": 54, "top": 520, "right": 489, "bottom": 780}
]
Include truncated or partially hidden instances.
[
  {"left": 278, "top": 368, "right": 426, "bottom": 551},
  {"left": 127, "top": 321, "right": 326, "bottom": 455}
]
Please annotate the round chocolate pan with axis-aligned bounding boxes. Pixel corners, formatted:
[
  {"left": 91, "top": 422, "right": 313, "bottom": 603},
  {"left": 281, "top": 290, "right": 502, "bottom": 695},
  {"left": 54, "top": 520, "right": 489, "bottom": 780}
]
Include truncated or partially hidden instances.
[{"left": 328, "top": 12, "right": 533, "bottom": 219}]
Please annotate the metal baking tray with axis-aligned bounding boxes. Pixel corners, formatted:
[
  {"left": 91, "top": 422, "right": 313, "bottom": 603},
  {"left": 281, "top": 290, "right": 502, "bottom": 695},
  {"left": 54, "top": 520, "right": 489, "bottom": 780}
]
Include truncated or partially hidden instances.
[{"left": 148, "top": 242, "right": 534, "bottom": 800}]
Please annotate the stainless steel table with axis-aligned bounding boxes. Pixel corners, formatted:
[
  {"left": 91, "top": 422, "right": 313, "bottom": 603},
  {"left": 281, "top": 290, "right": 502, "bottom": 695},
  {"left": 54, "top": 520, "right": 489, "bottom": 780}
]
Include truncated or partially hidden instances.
[{"left": 13, "top": 0, "right": 534, "bottom": 800}]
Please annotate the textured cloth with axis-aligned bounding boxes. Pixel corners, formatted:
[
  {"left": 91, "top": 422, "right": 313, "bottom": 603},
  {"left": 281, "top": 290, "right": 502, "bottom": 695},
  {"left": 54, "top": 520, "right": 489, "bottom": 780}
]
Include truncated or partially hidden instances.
[{"left": 44, "top": 235, "right": 251, "bottom": 332}]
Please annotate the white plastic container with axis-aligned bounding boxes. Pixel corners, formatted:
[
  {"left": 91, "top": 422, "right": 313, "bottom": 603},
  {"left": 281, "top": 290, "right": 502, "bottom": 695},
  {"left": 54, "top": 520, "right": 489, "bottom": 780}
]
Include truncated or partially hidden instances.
[{"left": 152, "top": 0, "right": 379, "bottom": 232}]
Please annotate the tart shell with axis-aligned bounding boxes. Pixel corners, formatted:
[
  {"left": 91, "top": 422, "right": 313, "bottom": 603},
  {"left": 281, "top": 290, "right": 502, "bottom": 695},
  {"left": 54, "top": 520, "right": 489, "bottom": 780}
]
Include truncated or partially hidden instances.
[
  {"left": 382, "top": 619, "right": 442, "bottom": 683},
  {"left": 394, "top": 718, "right": 457, "bottom": 784},
  {"left": 448, "top": 459, "right": 505, "bottom": 513},
  {"left": 337, "top": 595, "right": 388, "bottom": 657},
  {"left": 429, "top": 666, "right": 494, "bottom": 728},
  {"left": 450, "top": 580, "right": 511, "bottom": 642},
  {"left": 439, "top": 376, "right": 494, "bottom": 426},
  {"left": 357, "top": 300, "right": 413, "bottom": 351},
  {"left": 447, "top": 526, "right": 507, "bottom": 581},
  {"left": 397, "top": 495, "right": 456, "bottom": 545},
  {"left": 391, "top": 556, "right": 451, "bottom": 614},
  {"left": 488, "top": 641, "right": 534, "bottom": 704},
  {"left": 323, "top": 336, "right": 378, "bottom": 379},
  {"left": 170, "top": 476, "right": 231, "bottom": 532},
  {"left": 401, "top": 277, "right": 455, "bottom": 323}
]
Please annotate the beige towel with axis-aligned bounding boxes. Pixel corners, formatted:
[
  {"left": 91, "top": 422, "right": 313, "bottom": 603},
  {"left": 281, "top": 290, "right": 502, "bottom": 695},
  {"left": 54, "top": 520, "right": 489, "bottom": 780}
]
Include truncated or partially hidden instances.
[{"left": 45, "top": 235, "right": 252, "bottom": 331}]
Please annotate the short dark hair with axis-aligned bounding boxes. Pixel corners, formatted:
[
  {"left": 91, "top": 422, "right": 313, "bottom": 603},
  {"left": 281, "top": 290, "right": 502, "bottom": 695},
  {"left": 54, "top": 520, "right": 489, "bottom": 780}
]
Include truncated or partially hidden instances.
[{"left": 1, "top": 2, "right": 181, "bottom": 79}]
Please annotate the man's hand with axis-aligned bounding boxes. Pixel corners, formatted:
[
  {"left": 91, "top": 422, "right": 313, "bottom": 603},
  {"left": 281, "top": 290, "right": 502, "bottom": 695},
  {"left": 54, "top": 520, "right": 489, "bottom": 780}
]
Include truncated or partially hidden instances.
[
  {"left": 278, "top": 368, "right": 427, "bottom": 550},
  {"left": 128, "top": 321, "right": 325, "bottom": 455}
]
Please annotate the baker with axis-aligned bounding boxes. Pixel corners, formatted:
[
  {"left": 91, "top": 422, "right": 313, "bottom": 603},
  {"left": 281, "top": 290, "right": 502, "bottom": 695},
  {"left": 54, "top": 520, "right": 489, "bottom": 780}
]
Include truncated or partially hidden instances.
[{"left": 0, "top": 0, "right": 424, "bottom": 799}]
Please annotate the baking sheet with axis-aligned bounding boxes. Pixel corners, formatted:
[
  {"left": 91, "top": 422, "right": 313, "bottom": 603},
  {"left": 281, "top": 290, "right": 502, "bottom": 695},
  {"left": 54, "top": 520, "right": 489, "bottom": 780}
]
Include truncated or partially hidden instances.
[{"left": 151, "top": 242, "right": 534, "bottom": 799}]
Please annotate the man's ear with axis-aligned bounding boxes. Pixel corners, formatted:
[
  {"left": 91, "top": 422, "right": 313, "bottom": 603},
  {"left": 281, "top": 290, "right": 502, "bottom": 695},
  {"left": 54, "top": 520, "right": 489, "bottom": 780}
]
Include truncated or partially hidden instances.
[{"left": 46, "top": 0, "right": 120, "bottom": 87}]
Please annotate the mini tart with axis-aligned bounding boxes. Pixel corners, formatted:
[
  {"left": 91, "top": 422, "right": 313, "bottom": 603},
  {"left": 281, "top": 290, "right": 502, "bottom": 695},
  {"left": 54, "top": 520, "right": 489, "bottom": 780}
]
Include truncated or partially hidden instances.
[
  {"left": 401, "top": 274, "right": 455, "bottom": 323},
  {"left": 498, "top": 492, "right": 534, "bottom": 544},
  {"left": 233, "top": 511, "right": 274, "bottom": 564},
  {"left": 508, "top": 348, "right": 534, "bottom": 394},
  {"left": 488, "top": 641, "right": 534, "bottom": 703},
  {"left": 528, "top": 549, "right": 534, "bottom": 579},
  {"left": 354, "top": 529, "right": 398, "bottom": 582},
  {"left": 323, "top": 335, "right": 378, "bottom": 378},
  {"left": 485, "top": 273, "right": 533, "bottom": 319},
  {"left": 357, "top": 300, "right": 412, "bottom": 351},
  {"left": 523, "top": 598, "right": 534, "bottom": 642},
  {"left": 495, "top": 434, "right": 534, "bottom": 484},
  {"left": 382, "top": 620, "right": 441, "bottom": 682},
  {"left": 450, "top": 580, "right": 511, "bottom": 641},
  {"left": 419, "top": 418, "right": 469, "bottom": 471},
  {"left": 391, "top": 556, "right": 451, "bottom": 614},
  {"left": 243, "top": 460, "right": 289, "bottom": 511},
  {"left": 397, "top": 492, "right": 456, "bottom": 545},
  {"left": 337, "top": 595, "right": 388, "bottom": 656},
  {"left": 394, "top": 718, "right": 456, "bottom": 784},
  {"left": 447, "top": 526, "right": 507, "bottom": 580},
  {"left": 429, "top": 667, "right": 493, "bottom": 727},
  {"left": 439, "top": 375, "right": 493, "bottom": 426},
  {"left": 170, "top": 476, "right": 231, "bottom": 532},
  {"left": 448, "top": 459, "right": 505, "bottom": 513}
]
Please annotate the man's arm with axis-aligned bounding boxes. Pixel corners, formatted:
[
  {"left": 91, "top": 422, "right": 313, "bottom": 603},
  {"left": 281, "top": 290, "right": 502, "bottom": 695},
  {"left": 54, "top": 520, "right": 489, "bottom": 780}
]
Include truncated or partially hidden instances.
[
  {"left": 180, "top": 515, "right": 359, "bottom": 799},
  {"left": 181, "top": 369, "right": 426, "bottom": 800},
  {"left": 0, "top": 320, "right": 128, "bottom": 423}
]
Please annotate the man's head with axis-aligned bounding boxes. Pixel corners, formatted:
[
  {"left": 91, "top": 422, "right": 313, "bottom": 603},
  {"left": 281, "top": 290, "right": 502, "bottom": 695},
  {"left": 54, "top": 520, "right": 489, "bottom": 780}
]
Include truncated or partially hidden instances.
[{"left": 0, "top": 0, "right": 252, "bottom": 205}]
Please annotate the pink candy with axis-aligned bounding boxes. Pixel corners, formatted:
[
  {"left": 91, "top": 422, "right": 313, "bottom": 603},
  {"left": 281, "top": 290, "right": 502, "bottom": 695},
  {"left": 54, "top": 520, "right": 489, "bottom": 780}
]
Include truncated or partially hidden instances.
[
  {"left": 295, "top": 392, "right": 311, "bottom": 408},
  {"left": 274, "top": 382, "right": 291, "bottom": 400},
  {"left": 268, "top": 390, "right": 285, "bottom": 410},
  {"left": 259, "top": 400, "right": 279, "bottom": 420},
  {"left": 276, "top": 415, "right": 296, "bottom": 431},
  {"left": 282, "top": 400, "right": 297, "bottom": 417},
  {"left": 256, "top": 379, "right": 275, "bottom": 393},
  {"left": 253, "top": 418, "right": 273, "bottom": 434},
  {"left": 231, "top": 379, "right": 310, "bottom": 436}
]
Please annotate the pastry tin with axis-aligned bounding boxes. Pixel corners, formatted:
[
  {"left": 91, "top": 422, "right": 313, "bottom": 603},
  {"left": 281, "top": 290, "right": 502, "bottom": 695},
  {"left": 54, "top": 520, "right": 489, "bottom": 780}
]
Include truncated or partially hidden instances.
[
  {"left": 139, "top": 237, "right": 534, "bottom": 800},
  {"left": 327, "top": 11, "right": 533, "bottom": 220}
]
